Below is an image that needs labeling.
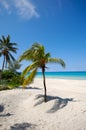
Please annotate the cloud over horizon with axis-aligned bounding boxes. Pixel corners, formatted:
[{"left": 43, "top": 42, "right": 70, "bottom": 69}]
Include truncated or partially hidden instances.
[{"left": 0, "top": 0, "right": 39, "bottom": 20}]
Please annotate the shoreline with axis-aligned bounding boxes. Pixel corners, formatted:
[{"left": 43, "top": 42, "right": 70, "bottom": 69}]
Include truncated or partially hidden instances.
[{"left": 35, "top": 76, "right": 86, "bottom": 80}]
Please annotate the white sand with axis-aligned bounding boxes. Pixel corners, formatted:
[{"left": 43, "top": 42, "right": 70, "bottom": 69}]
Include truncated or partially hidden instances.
[{"left": 0, "top": 78, "right": 86, "bottom": 130}]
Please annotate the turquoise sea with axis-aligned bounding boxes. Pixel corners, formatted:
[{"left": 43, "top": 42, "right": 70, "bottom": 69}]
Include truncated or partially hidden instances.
[{"left": 36, "top": 71, "right": 86, "bottom": 80}]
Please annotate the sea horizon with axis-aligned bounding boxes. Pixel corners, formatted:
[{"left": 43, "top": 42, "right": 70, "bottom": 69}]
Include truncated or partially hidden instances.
[{"left": 35, "top": 71, "right": 86, "bottom": 80}]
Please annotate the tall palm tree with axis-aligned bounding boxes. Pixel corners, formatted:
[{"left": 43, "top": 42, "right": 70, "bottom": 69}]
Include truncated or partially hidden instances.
[
  {"left": 0, "top": 35, "right": 18, "bottom": 79},
  {"left": 19, "top": 43, "right": 65, "bottom": 102}
]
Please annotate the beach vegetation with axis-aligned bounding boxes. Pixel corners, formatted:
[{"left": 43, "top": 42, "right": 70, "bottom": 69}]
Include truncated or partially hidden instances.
[
  {"left": 0, "top": 79, "right": 9, "bottom": 90},
  {"left": 0, "top": 69, "right": 21, "bottom": 90},
  {"left": 19, "top": 43, "right": 65, "bottom": 102}
]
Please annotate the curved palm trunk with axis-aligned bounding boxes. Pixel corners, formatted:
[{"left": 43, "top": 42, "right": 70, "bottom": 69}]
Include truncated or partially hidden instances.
[{"left": 42, "top": 67, "right": 47, "bottom": 102}]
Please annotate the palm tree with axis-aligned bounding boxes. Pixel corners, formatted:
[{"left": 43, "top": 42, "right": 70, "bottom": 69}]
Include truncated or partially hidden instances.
[
  {"left": 0, "top": 35, "right": 18, "bottom": 79},
  {"left": 19, "top": 43, "right": 65, "bottom": 102}
]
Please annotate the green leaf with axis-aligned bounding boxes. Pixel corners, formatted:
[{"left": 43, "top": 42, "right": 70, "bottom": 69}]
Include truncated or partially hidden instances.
[
  {"left": 21, "top": 61, "right": 39, "bottom": 77},
  {"left": 23, "top": 68, "right": 37, "bottom": 87},
  {"left": 48, "top": 58, "right": 66, "bottom": 67}
]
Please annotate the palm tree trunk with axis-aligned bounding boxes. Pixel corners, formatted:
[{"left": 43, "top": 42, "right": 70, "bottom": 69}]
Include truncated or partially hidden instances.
[
  {"left": 0, "top": 70, "right": 2, "bottom": 80},
  {"left": 2, "top": 56, "right": 5, "bottom": 72},
  {"left": 42, "top": 67, "right": 47, "bottom": 102},
  {"left": 0, "top": 56, "right": 5, "bottom": 80}
]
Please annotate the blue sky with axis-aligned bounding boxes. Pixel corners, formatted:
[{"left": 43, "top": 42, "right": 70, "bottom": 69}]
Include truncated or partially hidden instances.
[{"left": 0, "top": 0, "right": 86, "bottom": 72}]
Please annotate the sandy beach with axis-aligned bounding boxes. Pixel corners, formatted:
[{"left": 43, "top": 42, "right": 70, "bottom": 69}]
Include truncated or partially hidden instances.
[{"left": 0, "top": 78, "right": 86, "bottom": 130}]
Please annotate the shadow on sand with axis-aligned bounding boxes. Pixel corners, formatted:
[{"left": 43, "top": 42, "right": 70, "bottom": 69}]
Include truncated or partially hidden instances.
[
  {"left": 0, "top": 104, "right": 12, "bottom": 117},
  {"left": 0, "top": 105, "right": 4, "bottom": 112},
  {"left": 0, "top": 113, "right": 12, "bottom": 117},
  {"left": 26, "top": 86, "right": 41, "bottom": 90},
  {"left": 10, "top": 122, "right": 36, "bottom": 130},
  {"left": 18, "top": 86, "right": 41, "bottom": 90},
  {"left": 34, "top": 94, "right": 74, "bottom": 113}
]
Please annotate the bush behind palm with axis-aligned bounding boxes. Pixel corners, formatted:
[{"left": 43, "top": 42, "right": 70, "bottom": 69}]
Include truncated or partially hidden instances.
[{"left": 0, "top": 70, "right": 21, "bottom": 90}]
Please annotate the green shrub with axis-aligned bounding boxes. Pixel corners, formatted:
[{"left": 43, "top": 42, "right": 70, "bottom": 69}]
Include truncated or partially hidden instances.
[
  {"left": 0, "top": 80, "right": 10, "bottom": 90},
  {"left": 7, "top": 74, "right": 21, "bottom": 88},
  {"left": 0, "top": 70, "right": 22, "bottom": 90}
]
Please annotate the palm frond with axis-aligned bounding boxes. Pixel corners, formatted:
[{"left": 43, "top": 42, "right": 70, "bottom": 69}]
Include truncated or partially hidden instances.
[
  {"left": 0, "top": 44, "right": 3, "bottom": 49},
  {"left": 21, "top": 61, "right": 39, "bottom": 77},
  {"left": 9, "top": 53, "right": 15, "bottom": 61},
  {"left": 0, "top": 52, "right": 2, "bottom": 57},
  {"left": 2, "top": 35, "right": 6, "bottom": 43},
  {"left": 32, "top": 43, "right": 45, "bottom": 57},
  {"left": 8, "top": 47, "right": 17, "bottom": 53},
  {"left": 5, "top": 54, "right": 11, "bottom": 67},
  {"left": 48, "top": 58, "right": 65, "bottom": 67},
  {"left": 8, "top": 43, "right": 17, "bottom": 47},
  {"left": 19, "top": 43, "right": 46, "bottom": 63},
  {"left": 7, "top": 35, "right": 10, "bottom": 43},
  {"left": 19, "top": 49, "right": 34, "bottom": 62},
  {"left": 32, "top": 43, "right": 42, "bottom": 49},
  {"left": 23, "top": 68, "right": 37, "bottom": 87},
  {"left": 45, "top": 53, "right": 51, "bottom": 63}
]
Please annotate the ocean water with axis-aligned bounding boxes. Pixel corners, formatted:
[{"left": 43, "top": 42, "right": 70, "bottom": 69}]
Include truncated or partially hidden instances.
[{"left": 36, "top": 71, "right": 86, "bottom": 80}]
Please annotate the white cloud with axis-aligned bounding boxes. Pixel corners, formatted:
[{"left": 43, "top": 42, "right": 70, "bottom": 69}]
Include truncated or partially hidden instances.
[
  {"left": 1, "top": 1, "right": 10, "bottom": 10},
  {"left": 0, "top": 0, "right": 39, "bottom": 20},
  {"left": 15, "top": 0, "right": 39, "bottom": 19}
]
